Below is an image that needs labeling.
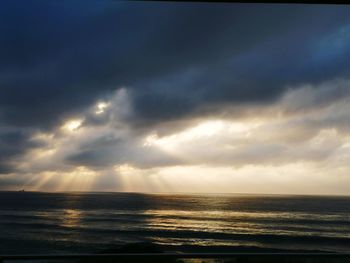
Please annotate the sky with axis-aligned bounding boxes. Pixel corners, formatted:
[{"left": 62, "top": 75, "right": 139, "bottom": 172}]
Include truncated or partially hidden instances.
[{"left": 1, "top": 1, "right": 350, "bottom": 195}]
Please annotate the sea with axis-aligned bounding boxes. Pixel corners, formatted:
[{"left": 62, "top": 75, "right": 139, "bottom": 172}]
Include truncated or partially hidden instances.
[{"left": 0, "top": 191, "right": 349, "bottom": 254}]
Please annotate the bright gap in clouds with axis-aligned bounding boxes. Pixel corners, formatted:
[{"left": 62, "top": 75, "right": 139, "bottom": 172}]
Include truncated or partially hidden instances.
[
  {"left": 61, "top": 119, "right": 84, "bottom": 132},
  {"left": 95, "top": 102, "right": 110, "bottom": 115},
  {"left": 143, "top": 120, "right": 260, "bottom": 151}
]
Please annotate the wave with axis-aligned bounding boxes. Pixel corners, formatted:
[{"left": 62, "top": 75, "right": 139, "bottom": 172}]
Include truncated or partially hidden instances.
[{"left": 0, "top": 192, "right": 349, "bottom": 254}]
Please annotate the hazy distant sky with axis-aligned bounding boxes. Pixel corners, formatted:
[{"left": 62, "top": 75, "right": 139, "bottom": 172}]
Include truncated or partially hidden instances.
[{"left": 1, "top": 1, "right": 350, "bottom": 195}]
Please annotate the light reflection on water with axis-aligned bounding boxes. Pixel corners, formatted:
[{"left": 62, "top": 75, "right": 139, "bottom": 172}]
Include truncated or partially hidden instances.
[
  {"left": 0, "top": 192, "right": 349, "bottom": 254},
  {"left": 60, "top": 209, "right": 83, "bottom": 228},
  {"left": 141, "top": 209, "right": 350, "bottom": 239}
]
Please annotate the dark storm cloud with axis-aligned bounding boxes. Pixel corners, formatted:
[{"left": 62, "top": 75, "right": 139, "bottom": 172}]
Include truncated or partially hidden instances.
[
  {"left": 2, "top": 2, "right": 350, "bottom": 128},
  {"left": 2, "top": 1, "right": 350, "bottom": 174},
  {"left": 132, "top": 19, "right": 350, "bottom": 123},
  {"left": 0, "top": 129, "right": 44, "bottom": 173}
]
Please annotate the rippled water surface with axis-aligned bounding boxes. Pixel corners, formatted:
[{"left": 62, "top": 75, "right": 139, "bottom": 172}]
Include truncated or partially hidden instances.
[{"left": 0, "top": 192, "right": 349, "bottom": 254}]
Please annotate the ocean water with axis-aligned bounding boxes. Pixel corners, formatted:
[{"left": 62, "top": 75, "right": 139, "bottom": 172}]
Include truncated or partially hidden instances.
[{"left": 0, "top": 192, "right": 349, "bottom": 254}]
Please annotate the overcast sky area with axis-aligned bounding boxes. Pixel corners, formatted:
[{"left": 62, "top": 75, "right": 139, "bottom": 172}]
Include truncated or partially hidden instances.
[{"left": 1, "top": 1, "right": 350, "bottom": 195}]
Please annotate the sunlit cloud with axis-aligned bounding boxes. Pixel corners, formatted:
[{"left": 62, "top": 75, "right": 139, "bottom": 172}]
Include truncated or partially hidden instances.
[{"left": 2, "top": 79, "right": 350, "bottom": 195}]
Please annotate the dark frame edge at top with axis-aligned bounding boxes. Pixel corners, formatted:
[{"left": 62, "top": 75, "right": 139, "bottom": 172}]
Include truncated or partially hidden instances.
[{"left": 126, "top": 0, "right": 350, "bottom": 5}]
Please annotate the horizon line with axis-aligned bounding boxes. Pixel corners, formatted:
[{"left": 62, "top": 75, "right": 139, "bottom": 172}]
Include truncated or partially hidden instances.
[{"left": 1, "top": 190, "right": 349, "bottom": 197}]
